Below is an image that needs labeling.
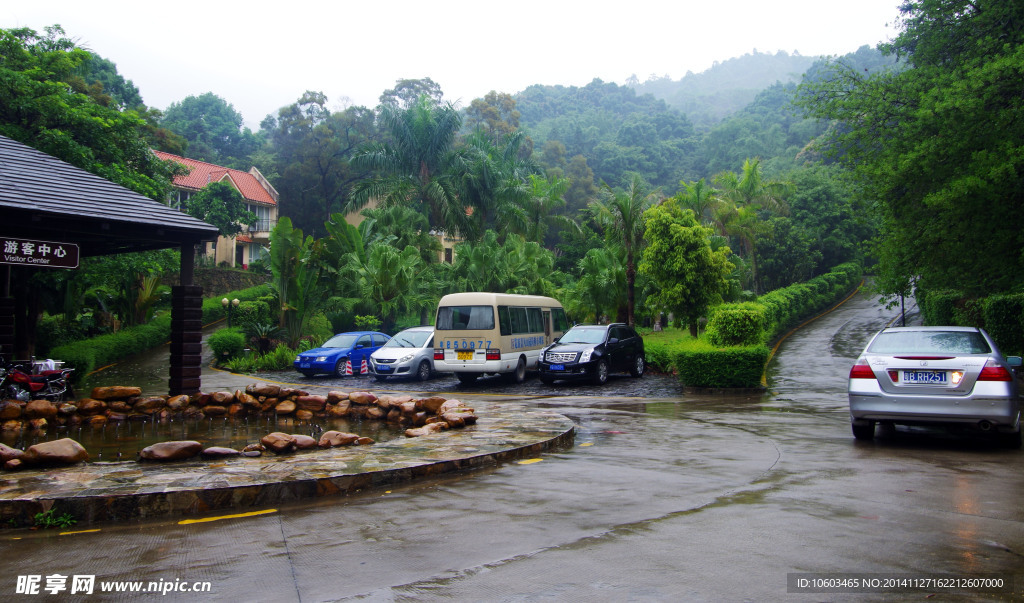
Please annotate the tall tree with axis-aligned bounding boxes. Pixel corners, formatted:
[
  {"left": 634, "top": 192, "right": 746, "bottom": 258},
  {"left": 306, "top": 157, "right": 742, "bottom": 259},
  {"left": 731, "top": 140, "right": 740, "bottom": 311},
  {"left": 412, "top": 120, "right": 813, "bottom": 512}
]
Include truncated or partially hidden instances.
[
  {"left": 183, "top": 181, "right": 258, "bottom": 237},
  {"left": 589, "top": 174, "right": 659, "bottom": 326},
  {"left": 796, "top": 0, "right": 1024, "bottom": 296},
  {"left": 161, "top": 92, "right": 260, "bottom": 167},
  {"left": 349, "top": 95, "right": 470, "bottom": 236}
]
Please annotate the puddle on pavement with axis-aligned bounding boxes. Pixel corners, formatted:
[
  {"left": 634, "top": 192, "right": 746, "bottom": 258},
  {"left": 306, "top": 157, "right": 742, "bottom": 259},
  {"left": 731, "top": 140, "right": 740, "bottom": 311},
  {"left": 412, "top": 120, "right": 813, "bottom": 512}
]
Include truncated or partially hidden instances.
[{"left": 1, "top": 415, "right": 404, "bottom": 461}]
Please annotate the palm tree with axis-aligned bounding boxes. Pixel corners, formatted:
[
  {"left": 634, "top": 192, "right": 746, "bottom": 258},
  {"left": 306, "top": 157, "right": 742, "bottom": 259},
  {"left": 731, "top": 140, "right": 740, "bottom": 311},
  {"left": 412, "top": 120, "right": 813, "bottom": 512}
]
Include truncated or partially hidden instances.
[
  {"left": 589, "top": 174, "right": 659, "bottom": 326},
  {"left": 676, "top": 178, "right": 720, "bottom": 226},
  {"left": 349, "top": 95, "right": 471, "bottom": 237},
  {"left": 518, "top": 174, "right": 574, "bottom": 244},
  {"left": 459, "top": 129, "right": 539, "bottom": 240}
]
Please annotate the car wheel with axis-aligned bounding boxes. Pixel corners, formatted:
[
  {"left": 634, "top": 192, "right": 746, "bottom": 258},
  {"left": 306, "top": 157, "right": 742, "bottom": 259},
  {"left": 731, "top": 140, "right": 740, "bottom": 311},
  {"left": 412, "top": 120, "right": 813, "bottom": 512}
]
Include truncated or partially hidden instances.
[
  {"left": 334, "top": 358, "right": 348, "bottom": 377},
  {"left": 505, "top": 356, "right": 526, "bottom": 383},
  {"left": 591, "top": 359, "right": 609, "bottom": 385},
  {"left": 630, "top": 355, "right": 645, "bottom": 377},
  {"left": 416, "top": 360, "right": 431, "bottom": 382},
  {"left": 852, "top": 421, "right": 875, "bottom": 441},
  {"left": 456, "top": 373, "right": 478, "bottom": 384}
]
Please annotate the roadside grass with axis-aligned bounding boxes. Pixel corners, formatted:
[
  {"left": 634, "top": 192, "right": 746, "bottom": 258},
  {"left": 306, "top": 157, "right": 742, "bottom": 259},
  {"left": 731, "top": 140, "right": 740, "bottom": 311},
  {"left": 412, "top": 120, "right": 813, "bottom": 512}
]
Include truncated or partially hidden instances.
[{"left": 641, "top": 328, "right": 704, "bottom": 374}]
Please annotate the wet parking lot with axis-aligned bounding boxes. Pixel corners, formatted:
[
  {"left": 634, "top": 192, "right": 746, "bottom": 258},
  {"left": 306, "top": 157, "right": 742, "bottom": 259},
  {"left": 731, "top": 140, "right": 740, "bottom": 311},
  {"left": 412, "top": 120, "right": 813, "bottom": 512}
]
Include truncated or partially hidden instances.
[{"left": 4, "top": 289, "right": 1024, "bottom": 601}]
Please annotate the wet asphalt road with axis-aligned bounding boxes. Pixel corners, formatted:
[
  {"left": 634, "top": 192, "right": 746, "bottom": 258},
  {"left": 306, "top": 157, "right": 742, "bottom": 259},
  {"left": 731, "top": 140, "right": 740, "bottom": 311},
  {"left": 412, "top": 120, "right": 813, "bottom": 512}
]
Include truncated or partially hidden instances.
[{"left": 6, "top": 289, "right": 1024, "bottom": 601}]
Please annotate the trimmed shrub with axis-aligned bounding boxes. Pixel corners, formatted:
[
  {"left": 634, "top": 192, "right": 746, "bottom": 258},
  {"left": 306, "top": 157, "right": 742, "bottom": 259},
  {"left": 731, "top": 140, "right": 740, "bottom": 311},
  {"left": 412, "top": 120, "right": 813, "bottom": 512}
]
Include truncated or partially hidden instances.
[
  {"left": 919, "top": 290, "right": 960, "bottom": 326},
  {"left": 208, "top": 327, "right": 247, "bottom": 362},
  {"left": 984, "top": 294, "right": 1024, "bottom": 356},
  {"left": 707, "top": 303, "right": 766, "bottom": 346},
  {"left": 306, "top": 313, "right": 335, "bottom": 341},
  {"left": 675, "top": 344, "right": 770, "bottom": 388}
]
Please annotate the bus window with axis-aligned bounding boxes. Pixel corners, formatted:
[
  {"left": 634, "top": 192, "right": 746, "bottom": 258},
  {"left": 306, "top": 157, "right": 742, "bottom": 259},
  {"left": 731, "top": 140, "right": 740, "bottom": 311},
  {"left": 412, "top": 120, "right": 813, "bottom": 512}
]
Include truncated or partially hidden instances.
[
  {"left": 552, "top": 308, "right": 569, "bottom": 332},
  {"left": 498, "top": 306, "right": 511, "bottom": 336},
  {"left": 526, "top": 307, "right": 543, "bottom": 333},
  {"left": 509, "top": 307, "right": 528, "bottom": 334},
  {"left": 437, "top": 306, "right": 495, "bottom": 330}
]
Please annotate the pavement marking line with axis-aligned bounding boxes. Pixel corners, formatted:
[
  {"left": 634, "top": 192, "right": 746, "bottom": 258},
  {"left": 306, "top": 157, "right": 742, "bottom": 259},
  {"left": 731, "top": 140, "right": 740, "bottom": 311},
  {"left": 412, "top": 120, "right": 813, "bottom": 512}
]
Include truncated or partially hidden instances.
[
  {"left": 178, "top": 509, "right": 278, "bottom": 525},
  {"left": 59, "top": 529, "right": 101, "bottom": 536},
  {"left": 517, "top": 458, "right": 543, "bottom": 465},
  {"left": 579, "top": 442, "right": 594, "bottom": 447}
]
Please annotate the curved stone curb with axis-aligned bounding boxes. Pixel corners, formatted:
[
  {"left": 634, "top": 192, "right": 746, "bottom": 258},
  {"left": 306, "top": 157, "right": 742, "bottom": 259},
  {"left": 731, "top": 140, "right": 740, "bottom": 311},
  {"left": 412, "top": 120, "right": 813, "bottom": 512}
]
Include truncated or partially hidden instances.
[{"left": 0, "top": 402, "right": 575, "bottom": 526}]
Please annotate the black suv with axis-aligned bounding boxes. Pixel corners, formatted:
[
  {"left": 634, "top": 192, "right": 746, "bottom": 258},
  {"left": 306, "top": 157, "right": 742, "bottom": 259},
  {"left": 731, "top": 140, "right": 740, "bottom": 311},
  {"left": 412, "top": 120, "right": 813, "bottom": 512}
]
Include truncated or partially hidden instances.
[{"left": 538, "top": 323, "right": 645, "bottom": 385}]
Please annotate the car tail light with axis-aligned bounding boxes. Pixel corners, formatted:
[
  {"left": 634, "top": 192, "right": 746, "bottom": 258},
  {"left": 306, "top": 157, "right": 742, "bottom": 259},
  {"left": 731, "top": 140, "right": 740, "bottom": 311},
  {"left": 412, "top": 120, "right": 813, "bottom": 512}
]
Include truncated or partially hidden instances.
[
  {"left": 433, "top": 349, "right": 444, "bottom": 361},
  {"left": 978, "top": 358, "right": 1012, "bottom": 381},
  {"left": 849, "top": 359, "right": 876, "bottom": 380},
  {"left": 486, "top": 348, "right": 501, "bottom": 361}
]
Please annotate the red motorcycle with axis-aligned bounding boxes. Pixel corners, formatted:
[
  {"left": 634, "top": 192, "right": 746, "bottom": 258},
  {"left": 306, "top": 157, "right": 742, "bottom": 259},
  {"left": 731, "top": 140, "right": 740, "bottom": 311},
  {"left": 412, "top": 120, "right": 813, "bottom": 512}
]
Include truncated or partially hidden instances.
[{"left": 0, "top": 360, "right": 74, "bottom": 402}]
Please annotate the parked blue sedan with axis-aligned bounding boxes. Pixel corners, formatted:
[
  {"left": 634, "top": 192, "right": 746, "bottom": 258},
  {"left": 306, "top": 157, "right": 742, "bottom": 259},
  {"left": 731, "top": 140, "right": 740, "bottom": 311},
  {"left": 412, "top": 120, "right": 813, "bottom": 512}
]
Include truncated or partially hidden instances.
[{"left": 294, "top": 331, "right": 391, "bottom": 377}]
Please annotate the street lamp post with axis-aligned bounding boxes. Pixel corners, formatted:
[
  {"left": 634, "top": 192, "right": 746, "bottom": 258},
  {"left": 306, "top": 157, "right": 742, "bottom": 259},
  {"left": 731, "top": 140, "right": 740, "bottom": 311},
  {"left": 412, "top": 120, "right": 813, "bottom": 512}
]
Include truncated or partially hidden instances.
[{"left": 222, "top": 297, "right": 240, "bottom": 327}]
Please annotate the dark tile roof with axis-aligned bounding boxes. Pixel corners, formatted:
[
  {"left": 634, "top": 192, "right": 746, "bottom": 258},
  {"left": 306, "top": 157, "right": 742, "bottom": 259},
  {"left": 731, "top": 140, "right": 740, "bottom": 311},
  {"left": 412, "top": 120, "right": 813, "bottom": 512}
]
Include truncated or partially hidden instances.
[{"left": 0, "top": 135, "right": 219, "bottom": 256}]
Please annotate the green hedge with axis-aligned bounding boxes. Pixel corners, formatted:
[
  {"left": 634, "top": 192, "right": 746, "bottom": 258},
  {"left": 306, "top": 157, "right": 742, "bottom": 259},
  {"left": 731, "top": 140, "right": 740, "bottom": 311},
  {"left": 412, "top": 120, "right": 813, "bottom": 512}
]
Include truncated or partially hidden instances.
[
  {"left": 984, "top": 294, "right": 1024, "bottom": 356},
  {"left": 208, "top": 327, "right": 247, "bottom": 362},
  {"left": 51, "top": 284, "right": 272, "bottom": 380},
  {"left": 707, "top": 302, "right": 766, "bottom": 346},
  {"left": 675, "top": 343, "right": 770, "bottom": 388}
]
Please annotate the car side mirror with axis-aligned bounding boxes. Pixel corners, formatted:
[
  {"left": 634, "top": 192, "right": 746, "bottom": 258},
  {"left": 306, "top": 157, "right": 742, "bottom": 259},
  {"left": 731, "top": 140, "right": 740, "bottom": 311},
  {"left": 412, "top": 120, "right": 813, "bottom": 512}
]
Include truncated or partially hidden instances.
[
  {"left": 355, "top": 344, "right": 364, "bottom": 349},
  {"left": 608, "top": 337, "right": 619, "bottom": 344},
  {"left": 1007, "top": 356, "right": 1022, "bottom": 368}
]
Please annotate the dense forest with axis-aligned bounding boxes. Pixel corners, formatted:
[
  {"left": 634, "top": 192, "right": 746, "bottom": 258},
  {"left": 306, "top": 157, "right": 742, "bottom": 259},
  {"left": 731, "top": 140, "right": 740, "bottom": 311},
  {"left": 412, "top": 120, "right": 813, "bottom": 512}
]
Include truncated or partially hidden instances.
[{"left": 2, "top": 0, "right": 1021, "bottom": 356}]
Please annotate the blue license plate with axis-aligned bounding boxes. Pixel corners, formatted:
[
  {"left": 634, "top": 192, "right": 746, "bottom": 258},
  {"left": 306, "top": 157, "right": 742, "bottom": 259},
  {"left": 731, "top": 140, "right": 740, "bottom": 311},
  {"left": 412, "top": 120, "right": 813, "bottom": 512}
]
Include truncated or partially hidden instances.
[
  {"left": 903, "top": 370, "right": 947, "bottom": 384},
  {"left": 550, "top": 364, "right": 565, "bottom": 371},
  {"left": 299, "top": 363, "right": 311, "bottom": 368},
  {"left": 376, "top": 365, "right": 392, "bottom": 372}
]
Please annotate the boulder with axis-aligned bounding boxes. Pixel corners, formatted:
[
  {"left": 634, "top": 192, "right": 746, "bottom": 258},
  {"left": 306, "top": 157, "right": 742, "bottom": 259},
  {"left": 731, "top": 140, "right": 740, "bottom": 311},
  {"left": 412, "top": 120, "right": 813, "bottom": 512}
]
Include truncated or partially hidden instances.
[
  {"left": 242, "top": 442, "right": 265, "bottom": 453},
  {"left": 261, "top": 432, "right": 296, "bottom": 454},
  {"left": 438, "top": 400, "right": 470, "bottom": 413},
  {"left": 365, "top": 406, "right": 386, "bottom": 420},
  {"left": 27, "top": 418, "right": 48, "bottom": 431},
  {"left": 24, "top": 399, "right": 57, "bottom": 419},
  {"left": 296, "top": 395, "right": 327, "bottom": 412},
  {"left": 134, "top": 397, "right": 167, "bottom": 414},
  {"left": 326, "top": 400, "right": 351, "bottom": 417},
  {"left": 0, "top": 443, "right": 24, "bottom": 464},
  {"left": 22, "top": 438, "right": 89, "bottom": 465},
  {"left": 108, "top": 400, "right": 132, "bottom": 413},
  {"left": 77, "top": 398, "right": 107, "bottom": 415},
  {"left": 348, "top": 391, "right": 377, "bottom": 405},
  {"left": 357, "top": 437, "right": 375, "bottom": 445},
  {"left": 202, "top": 405, "right": 228, "bottom": 417},
  {"left": 326, "top": 390, "right": 349, "bottom": 404},
  {"left": 210, "top": 391, "right": 234, "bottom": 405},
  {"left": 295, "top": 409, "right": 314, "bottom": 421},
  {"left": 87, "top": 415, "right": 107, "bottom": 427},
  {"left": 4, "top": 458, "right": 23, "bottom": 471},
  {"left": 57, "top": 403, "right": 78, "bottom": 416},
  {"left": 139, "top": 440, "right": 203, "bottom": 462},
  {"left": 275, "top": 400, "right": 296, "bottom": 415},
  {"left": 2, "top": 419, "right": 22, "bottom": 432},
  {"left": 90, "top": 386, "right": 142, "bottom": 400},
  {"left": 201, "top": 446, "right": 240, "bottom": 458},
  {"left": 0, "top": 401, "right": 23, "bottom": 419},
  {"left": 404, "top": 422, "right": 446, "bottom": 437},
  {"left": 235, "top": 391, "right": 261, "bottom": 409},
  {"left": 166, "top": 395, "right": 191, "bottom": 411},
  {"left": 318, "top": 431, "right": 359, "bottom": 447},
  {"left": 291, "top": 434, "right": 318, "bottom": 450},
  {"left": 419, "top": 396, "right": 448, "bottom": 413},
  {"left": 248, "top": 383, "right": 282, "bottom": 398}
]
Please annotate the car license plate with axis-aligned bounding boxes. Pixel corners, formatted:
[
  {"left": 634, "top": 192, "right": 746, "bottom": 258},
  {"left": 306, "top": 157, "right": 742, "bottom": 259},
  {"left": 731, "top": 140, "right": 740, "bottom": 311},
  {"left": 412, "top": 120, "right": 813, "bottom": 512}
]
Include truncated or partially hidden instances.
[
  {"left": 457, "top": 351, "right": 474, "bottom": 361},
  {"left": 549, "top": 364, "right": 565, "bottom": 371},
  {"left": 377, "top": 365, "right": 392, "bottom": 372},
  {"left": 903, "top": 370, "right": 947, "bottom": 384},
  {"left": 299, "top": 363, "right": 311, "bottom": 368}
]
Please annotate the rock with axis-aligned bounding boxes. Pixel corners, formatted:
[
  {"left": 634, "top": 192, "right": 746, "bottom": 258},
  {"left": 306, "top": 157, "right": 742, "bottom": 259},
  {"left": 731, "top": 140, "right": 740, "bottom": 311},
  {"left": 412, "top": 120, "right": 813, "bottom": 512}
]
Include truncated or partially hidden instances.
[
  {"left": 108, "top": 400, "right": 132, "bottom": 413},
  {"left": 419, "top": 396, "right": 448, "bottom": 413},
  {"left": 22, "top": 438, "right": 89, "bottom": 465},
  {"left": 4, "top": 458, "right": 23, "bottom": 471},
  {"left": 134, "top": 397, "right": 166, "bottom": 414},
  {"left": 202, "top": 405, "right": 228, "bottom": 417},
  {"left": 348, "top": 391, "right": 377, "bottom": 405},
  {"left": 296, "top": 395, "right": 327, "bottom": 412},
  {"left": 386, "top": 408, "right": 402, "bottom": 423},
  {"left": 87, "top": 415, "right": 107, "bottom": 427},
  {"left": 57, "top": 403, "right": 78, "bottom": 416},
  {"left": 166, "top": 395, "right": 190, "bottom": 411},
  {"left": 182, "top": 406, "right": 205, "bottom": 419},
  {"left": 326, "top": 400, "right": 351, "bottom": 417},
  {"left": 106, "top": 412, "right": 129, "bottom": 422},
  {"left": 24, "top": 399, "right": 57, "bottom": 419},
  {"left": 241, "top": 450, "right": 262, "bottom": 458},
  {"left": 399, "top": 401, "right": 417, "bottom": 415},
  {"left": 295, "top": 409, "right": 314, "bottom": 421},
  {"left": 90, "top": 386, "right": 142, "bottom": 400},
  {"left": 211, "top": 391, "right": 234, "bottom": 405},
  {"left": 438, "top": 400, "right": 469, "bottom": 413},
  {"left": 2, "top": 419, "right": 23, "bottom": 432},
  {"left": 249, "top": 383, "right": 282, "bottom": 398},
  {"left": 0, "top": 401, "right": 23, "bottom": 419},
  {"left": 365, "top": 406, "right": 386, "bottom": 420},
  {"left": 261, "top": 432, "right": 296, "bottom": 454},
  {"left": 242, "top": 442, "right": 265, "bottom": 453},
  {"left": 227, "top": 403, "right": 245, "bottom": 416},
  {"left": 318, "top": 431, "right": 359, "bottom": 447},
  {"left": 357, "top": 437, "right": 375, "bottom": 445},
  {"left": 201, "top": 446, "right": 240, "bottom": 458},
  {"left": 77, "top": 398, "right": 107, "bottom": 415},
  {"left": 441, "top": 412, "right": 466, "bottom": 428},
  {"left": 404, "top": 422, "right": 447, "bottom": 437},
  {"left": 326, "top": 390, "right": 349, "bottom": 404},
  {"left": 235, "top": 391, "right": 261, "bottom": 409},
  {"left": 0, "top": 443, "right": 24, "bottom": 464},
  {"left": 291, "top": 434, "right": 318, "bottom": 450},
  {"left": 28, "top": 418, "right": 48, "bottom": 430},
  {"left": 139, "top": 440, "right": 203, "bottom": 462},
  {"left": 275, "top": 400, "right": 296, "bottom": 415}
]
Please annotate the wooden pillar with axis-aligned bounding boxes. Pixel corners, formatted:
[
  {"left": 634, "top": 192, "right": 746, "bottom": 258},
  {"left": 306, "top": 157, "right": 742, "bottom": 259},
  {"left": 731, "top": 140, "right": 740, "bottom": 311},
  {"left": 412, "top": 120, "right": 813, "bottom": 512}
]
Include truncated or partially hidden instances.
[{"left": 169, "top": 243, "right": 202, "bottom": 395}]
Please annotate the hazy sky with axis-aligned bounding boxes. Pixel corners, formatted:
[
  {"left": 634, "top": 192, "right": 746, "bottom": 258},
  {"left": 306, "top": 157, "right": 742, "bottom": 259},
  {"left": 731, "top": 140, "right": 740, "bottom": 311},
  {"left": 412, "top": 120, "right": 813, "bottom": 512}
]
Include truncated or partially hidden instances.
[{"left": 7, "top": 0, "right": 903, "bottom": 128}]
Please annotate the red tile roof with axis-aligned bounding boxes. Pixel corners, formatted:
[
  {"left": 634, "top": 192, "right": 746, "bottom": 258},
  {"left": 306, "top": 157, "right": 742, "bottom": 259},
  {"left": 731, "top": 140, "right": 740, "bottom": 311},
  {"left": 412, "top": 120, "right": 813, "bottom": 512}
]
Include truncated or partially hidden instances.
[{"left": 152, "top": 150, "right": 277, "bottom": 206}]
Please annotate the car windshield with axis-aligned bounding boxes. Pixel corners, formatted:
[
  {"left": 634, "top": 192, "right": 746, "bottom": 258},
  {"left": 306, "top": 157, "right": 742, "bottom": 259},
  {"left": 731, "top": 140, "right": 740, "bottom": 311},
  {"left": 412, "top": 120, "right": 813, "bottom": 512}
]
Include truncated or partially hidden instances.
[
  {"left": 867, "top": 330, "right": 992, "bottom": 355},
  {"left": 322, "top": 334, "right": 358, "bottom": 349},
  {"left": 559, "top": 328, "right": 607, "bottom": 344},
  {"left": 382, "top": 330, "right": 432, "bottom": 348}
]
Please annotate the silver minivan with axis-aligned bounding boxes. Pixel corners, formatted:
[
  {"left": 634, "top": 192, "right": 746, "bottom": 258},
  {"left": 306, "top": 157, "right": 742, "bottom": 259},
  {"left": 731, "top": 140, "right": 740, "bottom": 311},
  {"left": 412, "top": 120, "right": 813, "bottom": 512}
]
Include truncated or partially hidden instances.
[
  {"left": 369, "top": 326, "right": 438, "bottom": 381},
  {"left": 848, "top": 326, "right": 1022, "bottom": 447}
]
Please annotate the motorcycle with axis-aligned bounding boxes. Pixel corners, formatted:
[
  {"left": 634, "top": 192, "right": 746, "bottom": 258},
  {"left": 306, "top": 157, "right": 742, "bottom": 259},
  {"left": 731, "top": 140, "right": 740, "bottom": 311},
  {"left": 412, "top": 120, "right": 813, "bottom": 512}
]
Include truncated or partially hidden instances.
[{"left": 0, "top": 360, "right": 74, "bottom": 403}]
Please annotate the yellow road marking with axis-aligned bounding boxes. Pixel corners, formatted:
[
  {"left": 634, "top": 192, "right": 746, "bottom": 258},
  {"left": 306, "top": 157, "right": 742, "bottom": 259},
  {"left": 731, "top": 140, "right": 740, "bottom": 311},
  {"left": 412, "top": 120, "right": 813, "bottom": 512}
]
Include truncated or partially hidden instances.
[
  {"left": 579, "top": 442, "right": 593, "bottom": 447},
  {"left": 59, "top": 529, "right": 101, "bottom": 536},
  {"left": 178, "top": 509, "right": 277, "bottom": 525},
  {"left": 517, "top": 458, "right": 543, "bottom": 465}
]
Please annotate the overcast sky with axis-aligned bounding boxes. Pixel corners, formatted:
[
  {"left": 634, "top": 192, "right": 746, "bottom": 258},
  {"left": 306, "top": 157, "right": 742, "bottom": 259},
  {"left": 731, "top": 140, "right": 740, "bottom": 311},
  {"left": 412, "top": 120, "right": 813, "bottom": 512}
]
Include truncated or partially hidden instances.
[{"left": 7, "top": 1, "right": 903, "bottom": 129}]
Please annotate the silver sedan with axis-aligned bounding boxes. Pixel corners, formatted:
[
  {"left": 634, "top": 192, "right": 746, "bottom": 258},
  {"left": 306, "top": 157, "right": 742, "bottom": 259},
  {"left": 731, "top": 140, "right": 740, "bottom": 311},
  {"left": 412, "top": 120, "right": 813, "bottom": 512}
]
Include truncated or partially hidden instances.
[
  {"left": 369, "top": 326, "right": 438, "bottom": 382},
  {"left": 848, "top": 326, "right": 1022, "bottom": 447}
]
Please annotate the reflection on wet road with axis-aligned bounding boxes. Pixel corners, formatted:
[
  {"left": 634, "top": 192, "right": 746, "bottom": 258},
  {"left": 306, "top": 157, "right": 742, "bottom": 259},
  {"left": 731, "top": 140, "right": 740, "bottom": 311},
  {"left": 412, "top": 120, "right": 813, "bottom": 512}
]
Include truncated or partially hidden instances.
[{"left": 5, "top": 290, "right": 1023, "bottom": 601}]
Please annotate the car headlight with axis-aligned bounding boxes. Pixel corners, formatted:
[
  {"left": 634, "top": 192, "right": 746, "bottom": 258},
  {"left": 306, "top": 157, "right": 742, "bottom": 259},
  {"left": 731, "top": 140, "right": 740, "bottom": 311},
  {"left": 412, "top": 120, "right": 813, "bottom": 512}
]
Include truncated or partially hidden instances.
[
  {"left": 295, "top": 356, "right": 301, "bottom": 362},
  {"left": 316, "top": 356, "right": 328, "bottom": 362},
  {"left": 398, "top": 354, "right": 415, "bottom": 363},
  {"left": 579, "top": 348, "right": 594, "bottom": 363}
]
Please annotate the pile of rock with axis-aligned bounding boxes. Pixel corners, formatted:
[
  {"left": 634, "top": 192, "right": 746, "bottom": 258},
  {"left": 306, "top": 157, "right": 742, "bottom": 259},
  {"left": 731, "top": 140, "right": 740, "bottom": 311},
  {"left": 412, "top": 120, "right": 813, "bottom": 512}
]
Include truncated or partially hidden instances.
[
  {"left": 0, "top": 438, "right": 88, "bottom": 471},
  {"left": 0, "top": 384, "right": 479, "bottom": 468}
]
